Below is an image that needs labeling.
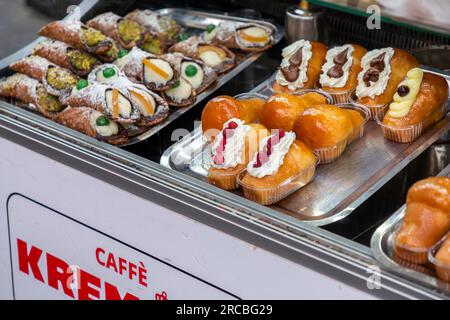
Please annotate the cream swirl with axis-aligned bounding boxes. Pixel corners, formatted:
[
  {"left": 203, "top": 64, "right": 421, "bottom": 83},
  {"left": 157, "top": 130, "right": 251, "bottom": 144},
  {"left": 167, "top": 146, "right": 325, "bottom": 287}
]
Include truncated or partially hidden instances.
[
  {"left": 319, "top": 44, "right": 354, "bottom": 88},
  {"left": 210, "top": 118, "right": 251, "bottom": 169},
  {"left": 356, "top": 47, "right": 394, "bottom": 99},
  {"left": 275, "top": 40, "right": 312, "bottom": 91},
  {"left": 247, "top": 131, "right": 295, "bottom": 178},
  {"left": 387, "top": 68, "right": 423, "bottom": 118}
]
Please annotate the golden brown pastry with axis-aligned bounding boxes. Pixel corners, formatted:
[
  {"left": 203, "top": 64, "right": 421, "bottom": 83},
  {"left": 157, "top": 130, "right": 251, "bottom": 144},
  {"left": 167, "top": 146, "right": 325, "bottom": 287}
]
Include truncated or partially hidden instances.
[
  {"left": 381, "top": 68, "right": 449, "bottom": 143},
  {"left": 201, "top": 95, "right": 265, "bottom": 141},
  {"left": 355, "top": 48, "right": 419, "bottom": 118},
  {"left": 394, "top": 177, "right": 450, "bottom": 264},
  {"left": 273, "top": 40, "right": 327, "bottom": 93},
  {"left": 293, "top": 104, "right": 364, "bottom": 163},
  {"left": 239, "top": 132, "right": 316, "bottom": 205},
  {"left": 435, "top": 236, "right": 450, "bottom": 282},
  {"left": 208, "top": 121, "right": 269, "bottom": 190},
  {"left": 259, "top": 92, "right": 328, "bottom": 132},
  {"left": 319, "top": 44, "right": 367, "bottom": 103}
]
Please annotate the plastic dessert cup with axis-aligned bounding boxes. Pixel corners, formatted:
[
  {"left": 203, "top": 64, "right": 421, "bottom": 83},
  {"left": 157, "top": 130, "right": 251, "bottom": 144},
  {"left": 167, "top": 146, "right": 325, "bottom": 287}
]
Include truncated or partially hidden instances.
[
  {"left": 349, "top": 90, "right": 388, "bottom": 121},
  {"left": 315, "top": 81, "right": 353, "bottom": 104},
  {"left": 375, "top": 103, "right": 446, "bottom": 144},
  {"left": 237, "top": 162, "right": 317, "bottom": 206},
  {"left": 313, "top": 139, "right": 347, "bottom": 165},
  {"left": 428, "top": 234, "right": 450, "bottom": 283},
  {"left": 207, "top": 168, "right": 242, "bottom": 190},
  {"left": 336, "top": 103, "right": 370, "bottom": 142}
]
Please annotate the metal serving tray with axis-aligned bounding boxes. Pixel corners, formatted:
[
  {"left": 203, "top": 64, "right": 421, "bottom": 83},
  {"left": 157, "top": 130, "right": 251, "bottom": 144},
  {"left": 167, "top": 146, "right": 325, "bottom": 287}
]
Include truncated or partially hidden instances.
[
  {"left": 161, "top": 67, "right": 450, "bottom": 226},
  {"left": 370, "top": 164, "right": 450, "bottom": 294},
  {"left": 0, "top": 7, "right": 282, "bottom": 147}
]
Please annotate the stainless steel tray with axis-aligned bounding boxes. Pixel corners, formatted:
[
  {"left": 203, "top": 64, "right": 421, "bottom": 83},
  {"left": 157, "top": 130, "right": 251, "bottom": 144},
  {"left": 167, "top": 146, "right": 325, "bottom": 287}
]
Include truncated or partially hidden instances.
[
  {"left": 0, "top": 8, "right": 283, "bottom": 147},
  {"left": 370, "top": 164, "right": 450, "bottom": 294},
  {"left": 161, "top": 67, "right": 450, "bottom": 226}
]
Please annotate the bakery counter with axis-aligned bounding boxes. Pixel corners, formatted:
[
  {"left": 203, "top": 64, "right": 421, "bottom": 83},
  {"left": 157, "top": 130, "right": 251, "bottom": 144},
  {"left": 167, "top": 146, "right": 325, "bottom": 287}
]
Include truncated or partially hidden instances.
[{"left": 0, "top": 0, "right": 449, "bottom": 300}]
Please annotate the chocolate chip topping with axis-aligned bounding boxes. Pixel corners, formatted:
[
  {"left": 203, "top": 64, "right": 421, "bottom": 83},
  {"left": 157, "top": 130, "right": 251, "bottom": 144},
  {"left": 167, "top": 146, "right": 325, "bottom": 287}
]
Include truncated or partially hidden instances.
[
  {"left": 369, "top": 52, "right": 386, "bottom": 72},
  {"left": 327, "top": 65, "right": 344, "bottom": 78},
  {"left": 333, "top": 48, "right": 349, "bottom": 65},
  {"left": 363, "top": 68, "right": 380, "bottom": 86},
  {"left": 326, "top": 48, "right": 349, "bottom": 79},
  {"left": 362, "top": 52, "right": 388, "bottom": 87},
  {"left": 397, "top": 85, "right": 410, "bottom": 97},
  {"left": 281, "top": 48, "right": 302, "bottom": 82}
]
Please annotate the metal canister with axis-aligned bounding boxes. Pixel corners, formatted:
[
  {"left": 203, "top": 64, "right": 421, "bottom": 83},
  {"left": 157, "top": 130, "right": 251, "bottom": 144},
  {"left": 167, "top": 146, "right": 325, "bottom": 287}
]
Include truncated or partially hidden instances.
[{"left": 285, "top": 1, "right": 323, "bottom": 43}]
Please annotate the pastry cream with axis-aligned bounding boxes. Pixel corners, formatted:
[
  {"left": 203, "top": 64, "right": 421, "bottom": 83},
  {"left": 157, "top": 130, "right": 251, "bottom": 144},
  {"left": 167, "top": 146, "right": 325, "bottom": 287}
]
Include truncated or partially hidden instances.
[
  {"left": 247, "top": 131, "right": 295, "bottom": 178},
  {"left": 143, "top": 58, "right": 173, "bottom": 85},
  {"left": 165, "top": 77, "right": 193, "bottom": 103},
  {"left": 105, "top": 88, "right": 132, "bottom": 118},
  {"left": 387, "top": 68, "right": 423, "bottom": 118},
  {"left": 130, "top": 88, "right": 156, "bottom": 117},
  {"left": 90, "top": 110, "right": 118, "bottom": 136},
  {"left": 276, "top": 40, "right": 312, "bottom": 91},
  {"left": 181, "top": 61, "right": 204, "bottom": 89},
  {"left": 356, "top": 47, "right": 394, "bottom": 99},
  {"left": 237, "top": 26, "right": 270, "bottom": 47},
  {"left": 211, "top": 118, "right": 251, "bottom": 169},
  {"left": 320, "top": 44, "right": 354, "bottom": 88}
]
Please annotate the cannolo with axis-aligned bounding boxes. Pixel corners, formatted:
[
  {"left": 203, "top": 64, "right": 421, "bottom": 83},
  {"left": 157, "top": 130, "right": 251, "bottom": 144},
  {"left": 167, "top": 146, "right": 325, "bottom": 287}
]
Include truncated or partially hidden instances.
[
  {"left": 38, "top": 19, "right": 119, "bottom": 62},
  {"left": 33, "top": 40, "right": 100, "bottom": 77},
  {"left": 54, "top": 107, "right": 128, "bottom": 145},
  {"left": 124, "top": 9, "right": 181, "bottom": 54},
  {"left": 63, "top": 79, "right": 169, "bottom": 127},
  {"left": 169, "top": 35, "right": 235, "bottom": 74},
  {"left": 0, "top": 73, "right": 64, "bottom": 118},
  {"left": 201, "top": 21, "right": 275, "bottom": 52},
  {"left": 10, "top": 55, "right": 78, "bottom": 97},
  {"left": 87, "top": 12, "right": 146, "bottom": 50},
  {"left": 114, "top": 47, "right": 179, "bottom": 91},
  {"left": 61, "top": 81, "right": 140, "bottom": 124}
]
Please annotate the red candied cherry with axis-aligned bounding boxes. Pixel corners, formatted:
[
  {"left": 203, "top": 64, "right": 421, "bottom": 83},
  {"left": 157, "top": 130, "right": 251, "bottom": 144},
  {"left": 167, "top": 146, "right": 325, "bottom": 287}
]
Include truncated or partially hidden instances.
[
  {"left": 266, "top": 146, "right": 272, "bottom": 156},
  {"left": 253, "top": 155, "right": 262, "bottom": 168},
  {"left": 278, "top": 129, "right": 286, "bottom": 139},
  {"left": 227, "top": 121, "right": 238, "bottom": 129},
  {"left": 213, "top": 153, "right": 224, "bottom": 165}
]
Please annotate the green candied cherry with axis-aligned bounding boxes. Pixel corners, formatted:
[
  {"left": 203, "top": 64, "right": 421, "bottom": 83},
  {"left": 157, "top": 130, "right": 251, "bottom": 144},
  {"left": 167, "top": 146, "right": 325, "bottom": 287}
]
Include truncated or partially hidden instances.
[
  {"left": 102, "top": 67, "right": 116, "bottom": 78},
  {"left": 118, "top": 49, "right": 129, "bottom": 59},
  {"left": 206, "top": 24, "right": 216, "bottom": 33},
  {"left": 185, "top": 64, "right": 198, "bottom": 77},
  {"left": 172, "top": 80, "right": 181, "bottom": 88},
  {"left": 177, "top": 33, "right": 189, "bottom": 42},
  {"left": 96, "top": 116, "right": 110, "bottom": 126},
  {"left": 76, "top": 79, "right": 89, "bottom": 90}
]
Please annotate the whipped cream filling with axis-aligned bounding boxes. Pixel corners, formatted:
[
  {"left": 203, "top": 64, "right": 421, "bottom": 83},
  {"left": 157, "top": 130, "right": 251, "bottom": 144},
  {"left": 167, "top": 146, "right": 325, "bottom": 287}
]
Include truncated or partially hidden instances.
[
  {"left": 236, "top": 25, "right": 271, "bottom": 48},
  {"left": 319, "top": 44, "right": 354, "bottom": 88},
  {"left": 247, "top": 131, "right": 295, "bottom": 178},
  {"left": 275, "top": 40, "right": 312, "bottom": 91},
  {"left": 356, "top": 47, "right": 394, "bottom": 99},
  {"left": 210, "top": 118, "right": 251, "bottom": 169}
]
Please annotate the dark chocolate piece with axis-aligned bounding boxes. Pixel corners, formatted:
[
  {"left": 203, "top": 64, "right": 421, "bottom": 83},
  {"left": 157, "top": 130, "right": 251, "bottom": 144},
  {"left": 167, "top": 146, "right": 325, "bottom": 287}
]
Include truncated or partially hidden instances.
[
  {"left": 327, "top": 65, "right": 344, "bottom": 78},
  {"left": 363, "top": 68, "right": 380, "bottom": 86},
  {"left": 397, "top": 85, "right": 410, "bottom": 97},
  {"left": 281, "top": 48, "right": 303, "bottom": 82},
  {"left": 369, "top": 52, "right": 386, "bottom": 71},
  {"left": 333, "top": 48, "right": 349, "bottom": 65}
]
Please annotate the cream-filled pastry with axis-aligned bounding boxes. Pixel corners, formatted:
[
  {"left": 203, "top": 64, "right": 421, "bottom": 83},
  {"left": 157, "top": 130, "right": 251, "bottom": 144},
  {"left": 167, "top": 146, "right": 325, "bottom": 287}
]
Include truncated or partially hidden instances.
[
  {"left": 320, "top": 44, "right": 354, "bottom": 88},
  {"left": 181, "top": 61, "right": 204, "bottom": 89},
  {"left": 143, "top": 57, "right": 174, "bottom": 87},
  {"left": 274, "top": 40, "right": 327, "bottom": 92},
  {"left": 163, "top": 77, "right": 196, "bottom": 107}
]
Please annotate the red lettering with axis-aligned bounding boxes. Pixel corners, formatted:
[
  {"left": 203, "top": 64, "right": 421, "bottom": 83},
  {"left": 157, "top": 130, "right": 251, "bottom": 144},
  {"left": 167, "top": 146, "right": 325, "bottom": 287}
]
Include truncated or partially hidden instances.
[
  {"left": 17, "top": 238, "right": 44, "bottom": 283},
  {"left": 95, "top": 248, "right": 106, "bottom": 267},
  {"left": 46, "top": 253, "right": 74, "bottom": 298},
  {"left": 129, "top": 262, "right": 137, "bottom": 280},
  {"left": 118, "top": 257, "right": 127, "bottom": 275},
  {"left": 78, "top": 269, "right": 101, "bottom": 300},
  {"left": 104, "top": 282, "right": 139, "bottom": 300},
  {"left": 106, "top": 253, "right": 118, "bottom": 273}
]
